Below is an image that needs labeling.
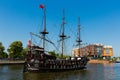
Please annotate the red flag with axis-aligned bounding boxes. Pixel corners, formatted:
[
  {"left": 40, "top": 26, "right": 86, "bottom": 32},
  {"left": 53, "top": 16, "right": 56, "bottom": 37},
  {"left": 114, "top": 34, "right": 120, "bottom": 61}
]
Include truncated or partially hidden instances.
[
  {"left": 28, "top": 40, "right": 31, "bottom": 48},
  {"left": 39, "top": 4, "right": 44, "bottom": 9}
]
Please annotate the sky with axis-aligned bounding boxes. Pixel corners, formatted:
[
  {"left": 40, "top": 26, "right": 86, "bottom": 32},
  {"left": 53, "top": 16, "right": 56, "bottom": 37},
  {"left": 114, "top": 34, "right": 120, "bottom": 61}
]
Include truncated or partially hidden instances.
[{"left": 0, "top": 0, "right": 120, "bottom": 57}]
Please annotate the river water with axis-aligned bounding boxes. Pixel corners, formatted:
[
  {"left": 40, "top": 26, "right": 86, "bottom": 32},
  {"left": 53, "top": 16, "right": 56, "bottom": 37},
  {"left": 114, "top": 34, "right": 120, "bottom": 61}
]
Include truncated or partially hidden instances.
[{"left": 0, "top": 63, "right": 120, "bottom": 80}]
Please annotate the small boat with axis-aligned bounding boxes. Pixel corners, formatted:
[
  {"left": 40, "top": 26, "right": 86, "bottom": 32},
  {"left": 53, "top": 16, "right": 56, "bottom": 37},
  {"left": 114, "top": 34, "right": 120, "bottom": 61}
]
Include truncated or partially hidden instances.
[
  {"left": 23, "top": 5, "right": 89, "bottom": 73},
  {"left": 115, "top": 59, "right": 120, "bottom": 63}
]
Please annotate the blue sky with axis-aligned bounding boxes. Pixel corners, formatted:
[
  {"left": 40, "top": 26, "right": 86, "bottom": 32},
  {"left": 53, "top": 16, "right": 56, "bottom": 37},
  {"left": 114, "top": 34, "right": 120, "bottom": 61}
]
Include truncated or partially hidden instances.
[{"left": 0, "top": 0, "right": 120, "bottom": 57}]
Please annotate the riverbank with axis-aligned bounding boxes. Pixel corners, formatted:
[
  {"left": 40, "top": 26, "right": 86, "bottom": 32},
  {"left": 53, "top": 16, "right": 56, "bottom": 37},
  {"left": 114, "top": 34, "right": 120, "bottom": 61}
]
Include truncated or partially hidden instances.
[
  {"left": 0, "top": 59, "right": 111, "bottom": 65},
  {"left": 88, "top": 60, "right": 109, "bottom": 64},
  {"left": 0, "top": 60, "right": 25, "bottom": 65}
]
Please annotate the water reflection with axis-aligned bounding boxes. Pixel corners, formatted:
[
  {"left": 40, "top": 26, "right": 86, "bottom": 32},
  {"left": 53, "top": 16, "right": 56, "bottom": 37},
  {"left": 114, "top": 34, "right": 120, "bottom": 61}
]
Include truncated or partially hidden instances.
[
  {"left": 0, "top": 65, "right": 23, "bottom": 80},
  {"left": 23, "top": 70, "right": 90, "bottom": 80}
]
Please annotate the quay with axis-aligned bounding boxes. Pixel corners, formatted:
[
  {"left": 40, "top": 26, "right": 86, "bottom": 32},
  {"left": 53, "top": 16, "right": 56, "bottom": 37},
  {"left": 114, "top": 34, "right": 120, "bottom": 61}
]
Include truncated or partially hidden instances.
[
  {"left": 0, "top": 60, "right": 110, "bottom": 65},
  {"left": 0, "top": 60, "right": 25, "bottom": 65},
  {"left": 88, "top": 60, "right": 109, "bottom": 64}
]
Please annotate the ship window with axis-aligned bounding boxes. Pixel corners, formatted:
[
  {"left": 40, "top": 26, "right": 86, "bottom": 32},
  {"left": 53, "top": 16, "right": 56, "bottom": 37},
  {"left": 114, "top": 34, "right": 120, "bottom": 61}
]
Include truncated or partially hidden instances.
[{"left": 31, "top": 51, "right": 34, "bottom": 54}]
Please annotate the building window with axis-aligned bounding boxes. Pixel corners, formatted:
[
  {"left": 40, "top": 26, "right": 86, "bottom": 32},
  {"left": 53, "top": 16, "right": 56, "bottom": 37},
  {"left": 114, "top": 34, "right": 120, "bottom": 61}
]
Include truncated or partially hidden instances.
[
  {"left": 97, "top": 47, "right": 102, "bottom": 55},
  {"left": 106, "top": 48, "right": 110, "bottom": 54}
]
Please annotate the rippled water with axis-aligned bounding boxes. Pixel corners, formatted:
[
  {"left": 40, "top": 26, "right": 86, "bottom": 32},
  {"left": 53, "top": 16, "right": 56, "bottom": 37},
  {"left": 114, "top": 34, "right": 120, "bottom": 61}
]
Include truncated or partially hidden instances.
[{"left": 0, "top": 63, "right": 120, "bottom": 80}]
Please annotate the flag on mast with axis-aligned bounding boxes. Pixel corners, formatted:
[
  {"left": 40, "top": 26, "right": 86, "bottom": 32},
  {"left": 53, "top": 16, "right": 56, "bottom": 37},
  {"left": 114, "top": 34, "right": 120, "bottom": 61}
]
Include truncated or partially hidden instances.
[
  {"left": 28, "top": 40, "right": 31, "bottom": 48},
  {"left": 39, "top": 4, "right": 44, "bottom": 9}
]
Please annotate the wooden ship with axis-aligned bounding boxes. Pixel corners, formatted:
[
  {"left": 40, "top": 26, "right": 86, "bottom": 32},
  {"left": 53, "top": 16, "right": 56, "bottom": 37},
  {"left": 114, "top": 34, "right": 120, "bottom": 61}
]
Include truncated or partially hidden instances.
[{"left": 23, "top": 5, "right": 89, "bottom": 72}]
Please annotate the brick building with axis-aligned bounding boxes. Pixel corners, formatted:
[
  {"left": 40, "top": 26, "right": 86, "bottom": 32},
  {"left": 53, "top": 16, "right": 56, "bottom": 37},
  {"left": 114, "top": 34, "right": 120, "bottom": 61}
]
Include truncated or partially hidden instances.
[{"left": 72, "top": 44, "right": 113, "bottom": 59}]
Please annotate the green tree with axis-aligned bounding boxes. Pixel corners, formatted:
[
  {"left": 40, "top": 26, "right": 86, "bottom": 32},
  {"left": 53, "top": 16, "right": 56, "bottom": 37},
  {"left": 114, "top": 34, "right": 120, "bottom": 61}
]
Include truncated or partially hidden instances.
[
  {"left": 0, "top": 42, "right": 8, "bottom": 58},
  {"left": 21, "top": 47, "right": 29, "bottom": 59},
  {"left": 7, "top": 41, "right": 23, "bottom": 59},
  {"left": 0, "top": 42, "right": 5, "bottom": 58},
  {"left": 48, "top": 50, "right": 70, "bottom": 59},
  {"left": 48, "top": 51, "right": 56, "bottom": 56}
]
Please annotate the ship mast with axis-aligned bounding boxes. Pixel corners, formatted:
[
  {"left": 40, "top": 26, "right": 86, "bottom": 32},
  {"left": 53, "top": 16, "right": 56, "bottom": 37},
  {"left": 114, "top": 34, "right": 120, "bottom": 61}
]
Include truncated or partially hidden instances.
[
  {"left": 76, "top": 17, "right": 82, "bottom": 56},
  {"left": 40, "top": 5, "right": 48, "bottom": 50},
  {"left": 60, "top": 10, "right": 67, "bottom": 58}
]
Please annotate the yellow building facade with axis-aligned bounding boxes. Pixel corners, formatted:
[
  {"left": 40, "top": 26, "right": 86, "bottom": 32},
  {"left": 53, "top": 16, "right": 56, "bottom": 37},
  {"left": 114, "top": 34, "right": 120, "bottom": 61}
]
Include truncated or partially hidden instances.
[{"left": 102, "top": 46, "right": 113, "bottom": 57}]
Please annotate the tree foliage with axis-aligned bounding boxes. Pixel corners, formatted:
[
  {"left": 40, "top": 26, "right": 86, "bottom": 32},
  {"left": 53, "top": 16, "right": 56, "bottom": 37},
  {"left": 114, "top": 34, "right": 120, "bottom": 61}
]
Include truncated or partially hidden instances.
[
  {"left": 21, "top": 47, "right": 29, "bottom": 59},
  {"left": 0, "top": 42, "right": 8, "bottom": 58},
  {"left": 0, "top": 42, "right": 5, "bottom": 52},
  {"left": 7, "top": 41, "right": 23, "bottom": 58},
  {"left": 48, "top": 51, "right": 56, "bottom": 56},
  {"left": 48, "top": 50, "right": 70, "bottom": 59}
]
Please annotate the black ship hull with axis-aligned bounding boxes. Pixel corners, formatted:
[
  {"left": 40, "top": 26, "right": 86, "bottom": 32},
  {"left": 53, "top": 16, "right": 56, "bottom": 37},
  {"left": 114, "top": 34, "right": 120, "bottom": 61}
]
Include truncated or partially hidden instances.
[
  {"left": 23, "top": 54, "right": 89, "bottom": 73},
  {"left": 23, "top": 66, "right": 87, "bottom": 73}
]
